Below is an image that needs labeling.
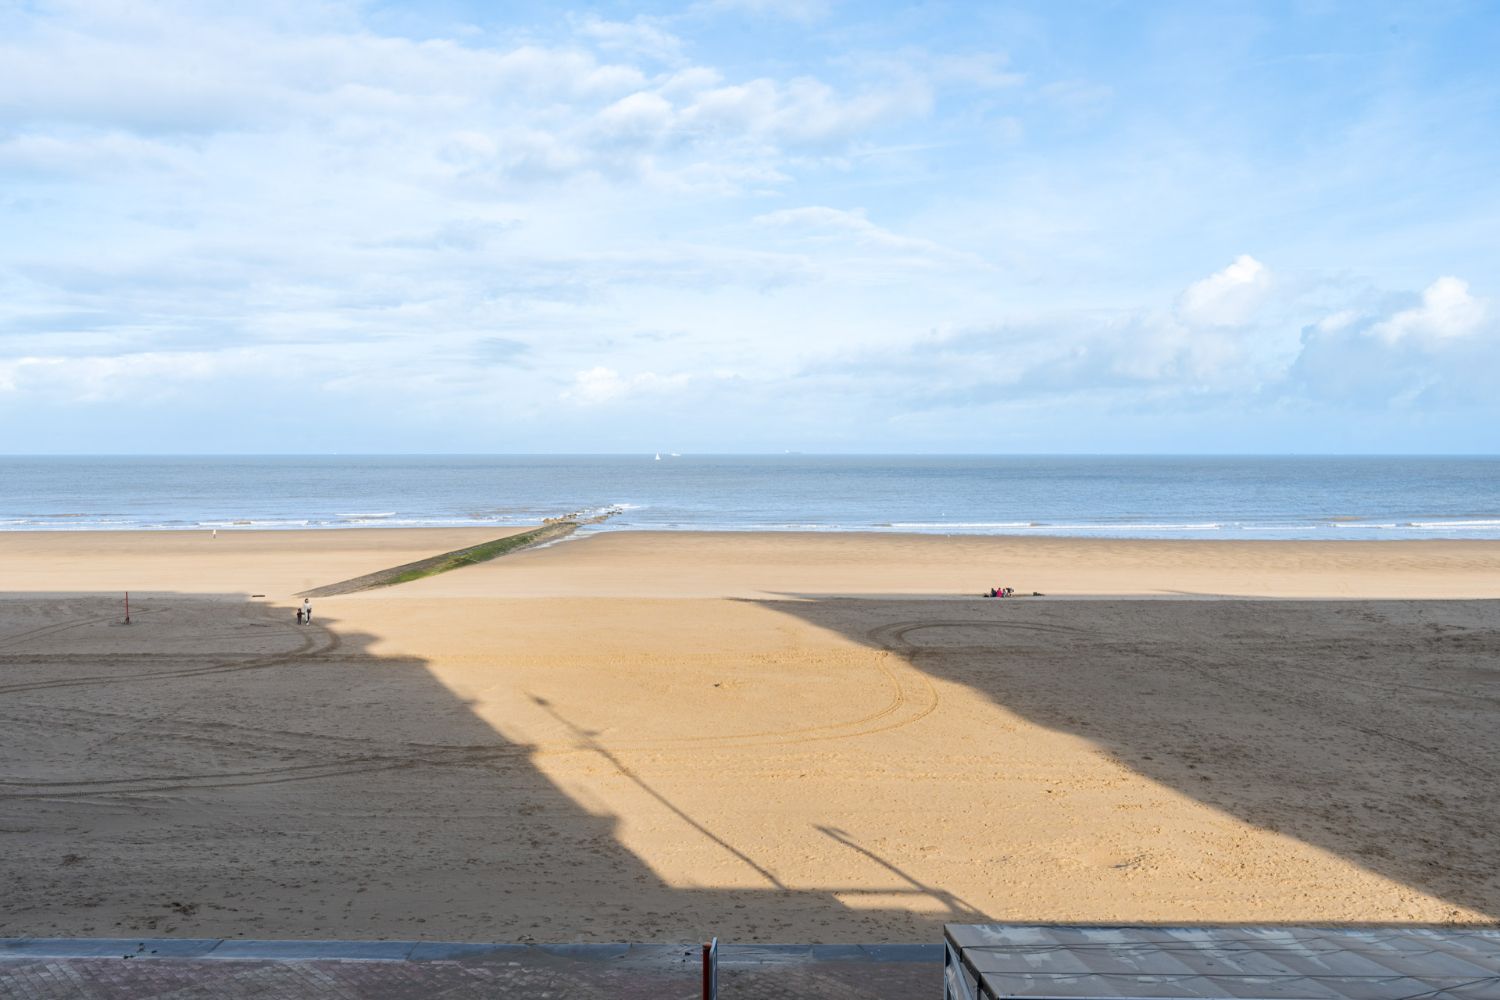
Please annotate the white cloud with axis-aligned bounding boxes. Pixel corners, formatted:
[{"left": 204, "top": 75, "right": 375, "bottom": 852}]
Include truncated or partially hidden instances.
[
  {"left": 564, "top": 366, "right": 627, "bottom": 404},
  {"left": 1284, "top": 275, "right": 1495, "bottom": 406},
  {"left": 3, "top": 4, "right": 1494, "bottom": 453},
  {"left": 594, "top": 91, "right": 677, "bottom": 144},
  {"left": 0, "top": 0, "right": 946, "bottom": 248},
  {"left": 1314, "top": 309, "right": 1360, "bottom": 334},
  {"left": 693, "top": 0, "right": 833, "bottom": 23},
  {"left": 1177, "top": 254, "right": 1272, "bottom": 327},
  {"left": 0, "top": 0, "right": 942, "bottom": 398},
  {"left": 659, "top": 67, "right": 724, "bottom": 99},
  {"left": 1037, "top": 79, "right": 1113, "bottom": 116},
  {"left": 574, "top": 15, "right": 686, "bottom": 64},
  {"left": 796, "top": 259, "right": 1491, "bottom": 414},
  {"left": 757, "top": 205, "right": 896, "bottom": 242},
  {"left": 930, "top": 53, "right": 1026, "bottom": 90},
  {"left": 753, "top": 206, "right": 989, "bottom": 268},
  {"left": 1370, "top": 276, "right": 1485, "bottom": 343},
  {"left": 0, "top": 351, "right": 228, "bottom": 402},
  {"left": 562, "top": 367, "right": 691, "bottom": 405},
  {"left": 0, "top": 132, "right": 186, "bottom": 176},
  {"left": 681, "top": 76, "right": 929, "bottom": 144}
]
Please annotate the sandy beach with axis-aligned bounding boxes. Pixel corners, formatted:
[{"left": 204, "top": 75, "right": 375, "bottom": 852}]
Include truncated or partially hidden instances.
[{"left": 2, "top": 528, "right": 1498, "bottom": 942}]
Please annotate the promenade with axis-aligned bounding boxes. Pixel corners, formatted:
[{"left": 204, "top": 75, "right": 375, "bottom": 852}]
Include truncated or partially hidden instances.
[{"left": 0, "top": 939, "right": 938, "bottom": 999}]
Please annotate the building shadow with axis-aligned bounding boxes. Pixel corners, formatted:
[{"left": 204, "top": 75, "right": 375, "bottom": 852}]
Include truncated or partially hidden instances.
[
  {"left": 7, "top": 590, "right": 1494, "bottom": 946},
  {"left": 0, "top": 591, "right": 982, "bottom": 944},
  {"left": 754, "top": 595, "right": 1500, "bottom": 923}
]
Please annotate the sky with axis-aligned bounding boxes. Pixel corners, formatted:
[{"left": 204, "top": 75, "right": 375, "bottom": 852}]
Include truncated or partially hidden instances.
[{"left": 1, "top": 0, "right": 1497, "bottom": 454}]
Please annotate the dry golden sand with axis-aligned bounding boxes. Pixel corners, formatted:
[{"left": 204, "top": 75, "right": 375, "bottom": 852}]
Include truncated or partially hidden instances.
[
  {"left": 1, "top": 529, "right": 1498, "bottom": 942},
  {"left": 0, "top": 527, "right": 509, "bottom": 597}
]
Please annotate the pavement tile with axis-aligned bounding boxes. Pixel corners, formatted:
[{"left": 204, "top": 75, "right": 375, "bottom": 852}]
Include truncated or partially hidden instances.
[{"left": 0, "top": 952, "right": 936, "bottom": 999}]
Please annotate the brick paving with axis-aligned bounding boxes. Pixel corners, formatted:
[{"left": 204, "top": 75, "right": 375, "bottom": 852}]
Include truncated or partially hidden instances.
[{"left": 0, "top": 942, "right": 938, "bottom": 999}]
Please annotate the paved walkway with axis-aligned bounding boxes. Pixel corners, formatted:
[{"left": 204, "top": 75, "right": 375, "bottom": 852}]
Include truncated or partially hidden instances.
[{"left": 0, "top": 940, "right": 939, "bottom": 999}]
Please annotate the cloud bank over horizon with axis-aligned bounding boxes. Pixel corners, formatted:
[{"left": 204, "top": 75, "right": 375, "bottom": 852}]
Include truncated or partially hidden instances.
[{"left": 1, "top": 1, "right": 1497, "bottom": 453}]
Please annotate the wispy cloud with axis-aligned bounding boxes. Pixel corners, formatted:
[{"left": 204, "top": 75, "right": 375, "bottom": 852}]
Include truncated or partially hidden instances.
[
  {"left": 573, "top": 15, "right": 687, "bottom": 64},
  {"left": 753, "top": 206, "right": 991, "bottom": 269},
  {"left": 1, "top": 2, "right": 1497, "bottom": 452},
  {"left": 692, "top": 0, "right": 835, "bottom": 24}
]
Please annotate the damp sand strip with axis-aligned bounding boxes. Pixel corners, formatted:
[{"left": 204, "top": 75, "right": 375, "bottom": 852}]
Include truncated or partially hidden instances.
[{"left": 298, "top": 522, "right": 579, "bottom": 597}]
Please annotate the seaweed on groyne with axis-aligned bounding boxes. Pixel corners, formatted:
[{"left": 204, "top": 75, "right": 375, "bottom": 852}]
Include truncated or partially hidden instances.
[{"left": 298, "top": 509, "right": 618, "bottom": 597}]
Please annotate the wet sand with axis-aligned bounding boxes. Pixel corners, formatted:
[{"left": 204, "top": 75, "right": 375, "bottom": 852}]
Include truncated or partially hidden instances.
[{"left": 1, "top": 529, "right": 1497, "bottom": 941}]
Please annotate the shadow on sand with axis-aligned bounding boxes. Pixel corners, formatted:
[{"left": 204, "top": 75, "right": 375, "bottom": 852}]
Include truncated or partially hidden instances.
[
  {"left": 757, "top": 594, "right": 1500, "bottom": 923},
  {"left": 0, "top": 591, "right": 984, "bottom": 944},
  {"left": 4, "top": 590, "right": 1497, "bottom": 947}
]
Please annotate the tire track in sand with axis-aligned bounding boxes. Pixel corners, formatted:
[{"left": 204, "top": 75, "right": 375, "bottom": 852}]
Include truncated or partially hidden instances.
[
  {"left": 0, "top": 607, "right": 337, "bottom": 696},
  {"left": 0, "top": 744, "right": 538, "bottom": 799},
  {"left": 4, "top": 614, "right": 1029, "bottom": 798}
]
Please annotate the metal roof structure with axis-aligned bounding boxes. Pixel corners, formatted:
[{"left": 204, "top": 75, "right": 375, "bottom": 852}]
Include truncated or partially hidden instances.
[{"left": 943, "top": 925, "right": 1500, "bottom": 1000}]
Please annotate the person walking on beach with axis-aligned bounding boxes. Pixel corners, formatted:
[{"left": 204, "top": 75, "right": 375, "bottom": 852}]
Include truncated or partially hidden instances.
[
  {"left": 296, "top": 607, "right": 303, "bottom": 625},
  {"left": 302, "top": 598, "right": 312, "bottom": 625}
]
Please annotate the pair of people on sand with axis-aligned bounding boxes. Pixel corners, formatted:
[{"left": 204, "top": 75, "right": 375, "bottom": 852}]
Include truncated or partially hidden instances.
[{"left": 295, "top": 598, "right": 312, "bottom": 625}]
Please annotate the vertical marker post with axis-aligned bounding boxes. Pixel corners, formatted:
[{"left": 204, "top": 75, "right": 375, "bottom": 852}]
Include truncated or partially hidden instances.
[
  {"left": 124, "top": 591, "right": 131, "bottom": 626},
  {"left": 702, "top": 936, "right": 718, "bottom": 1000}
]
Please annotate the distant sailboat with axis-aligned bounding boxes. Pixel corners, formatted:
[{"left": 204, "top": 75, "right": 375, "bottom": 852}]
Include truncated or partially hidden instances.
[{"left": 654, "top": 453, "right": 661, "bottom": 461}]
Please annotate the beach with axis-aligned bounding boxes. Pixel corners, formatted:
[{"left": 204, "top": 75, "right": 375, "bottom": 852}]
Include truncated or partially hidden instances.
[{"left": 2, "top": 528, "right": 1498, "bottom": 942}]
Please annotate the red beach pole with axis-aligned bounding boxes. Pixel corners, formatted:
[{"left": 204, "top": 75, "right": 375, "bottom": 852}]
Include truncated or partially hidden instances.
[
  {"left": 124, "top": 591, "right": 130, "bottom": 625},
  {"left": 702, "top": 937, "right": 717, "bottom": 1000}
]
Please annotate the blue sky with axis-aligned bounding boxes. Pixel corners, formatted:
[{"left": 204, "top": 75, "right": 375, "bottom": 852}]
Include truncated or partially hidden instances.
[{"left": 1, "top": 0, "right": 1497, "bottom": 453}]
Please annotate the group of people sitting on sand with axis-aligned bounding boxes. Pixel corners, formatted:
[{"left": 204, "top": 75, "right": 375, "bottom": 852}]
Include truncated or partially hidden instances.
[{"left": 984, "top": 585, "right": 1046, "bottom": 597}]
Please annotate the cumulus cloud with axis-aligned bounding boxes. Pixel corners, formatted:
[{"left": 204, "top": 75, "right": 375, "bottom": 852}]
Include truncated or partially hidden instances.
[
  {"left": 1369, "top": 276, "right": 1485, "bottom": 343},
  {"left": 594, "top": 91, "right": 677, "bottom": 145},
  {"left": 796, "top": 264, "right": 1496, "bottom": 424},
  {"left": 1283, "top": 276, "right": 1495, "bottom": 406},
  {"left": 800, "top": 311, "right": 1266, "bottom": 416},
  {"left": 1177, "top": 254, "right": 1272, "bottom": 327},
  {"left": 4, "top": 4, "right": 1492, "bottom": 453},
  {"left": 0, "top": 4, "right": 924, "bottom": 195},
  {"left": 0, "top": 1, "right": 943, "bottom": 436}
]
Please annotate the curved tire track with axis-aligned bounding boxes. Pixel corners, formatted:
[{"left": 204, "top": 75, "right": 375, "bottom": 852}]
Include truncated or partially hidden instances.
[
  {"left": 3, "top": 613, "right": 1024, "bottom": 798},
  {"left": 0, "top": 608, "right": 165, "bottom": 652},
  {"left": 0, "top": 610, "right": 336, "bottom": 696},
  {"left": 0, "top": 743, "right": 541, "bottom": 799}
]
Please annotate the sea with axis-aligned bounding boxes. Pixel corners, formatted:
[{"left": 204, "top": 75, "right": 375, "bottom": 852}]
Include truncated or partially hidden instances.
[{"left": 1, "top": 455, "right": 1497, "bottom": 540}]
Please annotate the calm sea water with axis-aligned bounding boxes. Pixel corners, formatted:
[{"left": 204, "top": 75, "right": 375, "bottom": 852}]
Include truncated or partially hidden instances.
[{"left": 1, "top": 455, "right": 1497, "bottom": 540}]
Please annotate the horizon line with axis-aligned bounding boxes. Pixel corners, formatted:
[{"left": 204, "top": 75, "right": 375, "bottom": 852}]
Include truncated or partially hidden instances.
[{"left": 1, "top": 452, "right": 1499, "bottom": 461}]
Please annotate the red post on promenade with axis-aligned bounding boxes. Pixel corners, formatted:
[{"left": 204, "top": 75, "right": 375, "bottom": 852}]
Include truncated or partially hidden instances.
[{"left": 701, "top": 937, "right": 718, "bottom": 1000}]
